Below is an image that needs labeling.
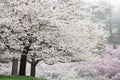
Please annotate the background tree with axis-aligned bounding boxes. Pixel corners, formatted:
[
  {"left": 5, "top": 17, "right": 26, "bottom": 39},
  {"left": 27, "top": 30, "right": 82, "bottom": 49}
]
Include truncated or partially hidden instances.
[{"left": 94, "top": 45, "right": 120, "bottom": 80}]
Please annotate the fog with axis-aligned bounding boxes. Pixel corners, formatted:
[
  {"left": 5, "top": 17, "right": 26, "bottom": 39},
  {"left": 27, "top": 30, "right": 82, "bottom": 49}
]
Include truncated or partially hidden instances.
[
  {"left": 81, "top": 0, "right": 120, "bottom": 12},
  {"left": 81, "top": 0, "right": 120, "bottom": 5}
]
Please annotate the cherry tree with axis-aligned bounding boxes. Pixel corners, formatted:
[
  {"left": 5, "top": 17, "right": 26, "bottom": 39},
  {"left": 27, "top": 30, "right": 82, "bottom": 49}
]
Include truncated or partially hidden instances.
[
  {"left": 0, "top": 0, "right": 109, "bottom": 78},
  {"left": 0, "top": 0, "right": 60, "bottom": 76},
  {"left": 0, "top": 0, "right": 75, "bottom": 76},
  {"left": 49, "top": 1, "right": 109, "bottom": 61},
  {"left": 94, "top": 45, "right": 120, "bottom": 80}
]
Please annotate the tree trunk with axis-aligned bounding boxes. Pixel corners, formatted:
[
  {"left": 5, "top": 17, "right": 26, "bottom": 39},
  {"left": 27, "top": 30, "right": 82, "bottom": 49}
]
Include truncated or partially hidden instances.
[
  {"left": 30, "top": 59, "right": 42, "bottom": 77},
  {"left": 30, "top": 63, "right": 36, "bottom": 77},
  {"left": 19, "top": 54, "right": 27, "bottom": 75},
  {"left": 11, "top": 57, "right": 18, "bottom": 75}
]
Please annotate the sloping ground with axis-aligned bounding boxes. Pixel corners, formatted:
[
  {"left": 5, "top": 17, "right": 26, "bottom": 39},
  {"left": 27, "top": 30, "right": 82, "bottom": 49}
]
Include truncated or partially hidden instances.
[{"left": 0, "top": 75, "right": 47, "bottom": 80}]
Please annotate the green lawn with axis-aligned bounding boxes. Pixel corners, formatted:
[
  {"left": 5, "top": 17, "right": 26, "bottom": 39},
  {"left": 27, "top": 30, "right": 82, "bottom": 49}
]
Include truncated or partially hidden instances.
[{"left": 0, "top": 75, "right": 47, "bottom": 80}]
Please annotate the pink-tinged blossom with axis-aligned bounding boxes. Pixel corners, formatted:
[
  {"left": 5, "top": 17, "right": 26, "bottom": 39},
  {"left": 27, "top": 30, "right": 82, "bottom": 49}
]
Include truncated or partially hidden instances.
[{"left": 94, "top": 45, "right": 120, "bottom": 80}]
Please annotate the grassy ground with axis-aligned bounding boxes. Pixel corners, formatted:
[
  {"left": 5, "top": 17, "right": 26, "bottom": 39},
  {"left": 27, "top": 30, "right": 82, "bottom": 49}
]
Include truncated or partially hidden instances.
[{"left": 0, "top": 75, "right": 47, "bottom": 80}]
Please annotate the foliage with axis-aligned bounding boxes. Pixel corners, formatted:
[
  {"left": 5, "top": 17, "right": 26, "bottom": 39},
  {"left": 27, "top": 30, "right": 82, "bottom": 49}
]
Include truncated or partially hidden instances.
[
  {"left": 2, "top": 44, "right": 120, "bottom": 80},
  {"left": 94, "top": 44, "right": 120, "bottom": 80},
  {"left": 0, "top": 0, "right": 110, "bottom": 79}
]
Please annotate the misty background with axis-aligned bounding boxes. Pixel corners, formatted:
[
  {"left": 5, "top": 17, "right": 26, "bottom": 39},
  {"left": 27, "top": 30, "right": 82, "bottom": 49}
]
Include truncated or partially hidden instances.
[{"left": 0, "top": 0, "right": 120, "bottom": 80}]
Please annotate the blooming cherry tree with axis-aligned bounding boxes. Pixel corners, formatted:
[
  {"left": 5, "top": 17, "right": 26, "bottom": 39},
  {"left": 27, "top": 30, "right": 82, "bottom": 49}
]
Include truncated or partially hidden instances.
[{"left": 0, "top": 0, "right": 109, "bottom": 77}]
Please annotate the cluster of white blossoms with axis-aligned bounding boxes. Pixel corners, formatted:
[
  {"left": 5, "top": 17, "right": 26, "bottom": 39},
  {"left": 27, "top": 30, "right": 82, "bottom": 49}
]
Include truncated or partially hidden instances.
[{"left": 0, "top": 0, "right": 109, "bottom": 80}]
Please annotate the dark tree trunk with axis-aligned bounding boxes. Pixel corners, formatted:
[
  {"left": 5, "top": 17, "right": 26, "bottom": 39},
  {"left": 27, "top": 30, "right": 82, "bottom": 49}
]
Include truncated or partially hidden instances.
[
  {"left": 19, "top": 54, "right": 27, "bottom": 75},
  {"left": 19, "top": 45, "right": 31, "bottom": 76},
  {"left": 30, "top": 59, "right": 42, "bottom": 77},
  {"left": 30, "top": 63, "right": 36, "bottom": 77},
  {"left": 11, "top": 57, "right": 18, "bottom": 75}
]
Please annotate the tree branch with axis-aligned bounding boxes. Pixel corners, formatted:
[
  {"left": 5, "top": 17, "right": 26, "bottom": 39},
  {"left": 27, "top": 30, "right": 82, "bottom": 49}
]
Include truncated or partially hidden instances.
[{"left": 35, "top": 59, "right": 44, "bottom": 65}]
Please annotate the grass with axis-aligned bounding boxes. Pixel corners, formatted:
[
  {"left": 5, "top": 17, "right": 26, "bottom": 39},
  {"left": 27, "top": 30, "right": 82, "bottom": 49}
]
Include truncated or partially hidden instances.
[{"left": 0, "top": 75, "right": 47, "bottom": 80}]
